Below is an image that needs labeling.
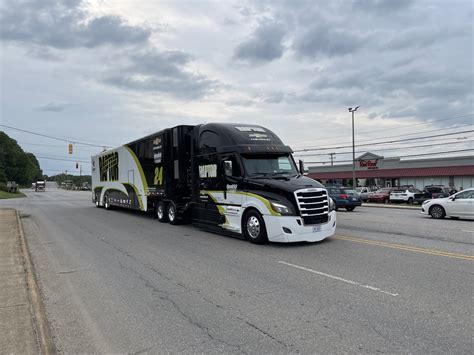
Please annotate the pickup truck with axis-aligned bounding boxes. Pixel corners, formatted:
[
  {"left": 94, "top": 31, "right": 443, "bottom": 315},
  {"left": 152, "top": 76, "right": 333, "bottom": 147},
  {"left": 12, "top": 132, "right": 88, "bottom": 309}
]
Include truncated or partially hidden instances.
[
  {"left": 355, "top": 187, "right": 377, "bottom": 202},
  {"left": 389, "top": 188, "right": 423, "bottom": 204}
]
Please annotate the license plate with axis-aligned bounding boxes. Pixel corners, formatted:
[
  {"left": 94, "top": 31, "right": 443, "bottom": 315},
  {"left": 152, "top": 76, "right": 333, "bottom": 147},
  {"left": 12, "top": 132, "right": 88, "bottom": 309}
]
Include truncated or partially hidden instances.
[
  {"left": 351, "top": 198, "right": 357, "bottom": 201},
  {"left": 312, "top": 225, "right": 321, "bottom": 232}
]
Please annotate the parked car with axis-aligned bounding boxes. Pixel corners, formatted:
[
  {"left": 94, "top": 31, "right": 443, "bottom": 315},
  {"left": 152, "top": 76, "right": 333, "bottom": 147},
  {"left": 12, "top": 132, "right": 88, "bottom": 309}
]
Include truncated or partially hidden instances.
[
  {"left": 368, "top": 187, "right": 398, "bottom": 203},
  {"left": 326, "top": 186, "right": 362, "bottom": 211},
  {"left": 355, "top": 187, "right": 377, "bottom": 202},
  {"left": 421, "top": 188, "right": 474, "bottom": 219},
  {"left": 389, "top": 188, "right": 423, "bottom": 204},
  {"left": 414, "top": 185, "right": 451, "bottom": 204}
]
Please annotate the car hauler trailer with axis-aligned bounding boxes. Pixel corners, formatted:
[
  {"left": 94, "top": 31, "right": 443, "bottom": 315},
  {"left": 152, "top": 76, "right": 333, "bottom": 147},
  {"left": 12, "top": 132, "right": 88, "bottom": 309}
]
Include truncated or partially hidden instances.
[{"left": 91, "top": 123, "right": 336, "bottom": 243}]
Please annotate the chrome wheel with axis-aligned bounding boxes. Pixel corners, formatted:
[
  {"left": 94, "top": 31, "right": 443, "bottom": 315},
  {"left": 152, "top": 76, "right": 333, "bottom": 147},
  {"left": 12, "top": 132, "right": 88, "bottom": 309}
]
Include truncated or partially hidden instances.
[
  {"left": 246, "top": 216, "right": 261, "bottom": 239},
  {"left": 157, "top": 204, "right": 164, "bottom": 220},
  {"left": 168, "top": 204, "right": 176, "bottom": 222}
]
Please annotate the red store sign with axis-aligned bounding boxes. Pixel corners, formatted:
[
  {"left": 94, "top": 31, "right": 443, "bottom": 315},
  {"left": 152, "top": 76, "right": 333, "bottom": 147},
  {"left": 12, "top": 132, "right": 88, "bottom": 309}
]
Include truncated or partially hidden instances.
[{"left": 359, "top": 159, "right": 379, "bottom": 169}]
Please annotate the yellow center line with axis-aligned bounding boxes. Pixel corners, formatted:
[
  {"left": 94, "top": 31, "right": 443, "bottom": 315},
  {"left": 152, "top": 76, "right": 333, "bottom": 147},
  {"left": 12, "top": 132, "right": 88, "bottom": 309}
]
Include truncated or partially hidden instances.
[{"left": 332, "top": 235, "right": 474, "bottom": 261}]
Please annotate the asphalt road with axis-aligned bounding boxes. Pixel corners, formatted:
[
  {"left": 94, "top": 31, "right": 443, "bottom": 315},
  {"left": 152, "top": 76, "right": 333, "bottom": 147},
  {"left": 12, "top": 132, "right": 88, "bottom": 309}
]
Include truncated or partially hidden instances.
[{"left": 2, "top": 186, "right": 473, "bottom": 353}]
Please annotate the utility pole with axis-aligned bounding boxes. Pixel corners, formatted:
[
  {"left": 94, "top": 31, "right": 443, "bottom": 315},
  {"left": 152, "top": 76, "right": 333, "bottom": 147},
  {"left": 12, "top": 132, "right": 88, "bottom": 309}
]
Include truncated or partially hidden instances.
[
  {"left": 348, "top": 106, "right": 360, "bottom": 188},
  {"left": 329, "top": 152, "right": 336, "bottom": 166}
]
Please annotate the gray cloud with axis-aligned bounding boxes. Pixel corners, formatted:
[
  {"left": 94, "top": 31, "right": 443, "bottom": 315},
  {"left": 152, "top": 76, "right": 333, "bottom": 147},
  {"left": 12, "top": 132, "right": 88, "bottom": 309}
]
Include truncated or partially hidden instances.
[
  {"left": 233, "top": 22, "right": 286, "bottom": 64},
  {"left": 102, "top": 50, "right": 218, "bottom": 99},
  {"left": 292, "top": 25, "right": 365, "bottom": 59},
  {"left": 0, "top": 0, "right": 150, "bottom": 49},
  {"left": 37, "top": 101, "right": 69, "bottom": 112}
]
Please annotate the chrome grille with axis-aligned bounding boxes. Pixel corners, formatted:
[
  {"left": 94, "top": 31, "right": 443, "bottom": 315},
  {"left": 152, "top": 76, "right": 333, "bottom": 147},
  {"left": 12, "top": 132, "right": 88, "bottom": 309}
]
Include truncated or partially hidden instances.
[{"left": 294, "top": 188, "right": 329, "bottom": 225}]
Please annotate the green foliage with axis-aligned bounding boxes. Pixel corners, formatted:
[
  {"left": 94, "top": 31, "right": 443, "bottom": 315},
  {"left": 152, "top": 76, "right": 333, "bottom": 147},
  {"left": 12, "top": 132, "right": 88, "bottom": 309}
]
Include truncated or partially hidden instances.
[
  {"left": 0, "top": 131, "right": 43, "bottom": 186},
  {"left": 47, "top": 173, "right": 91, "bottom": 186}
]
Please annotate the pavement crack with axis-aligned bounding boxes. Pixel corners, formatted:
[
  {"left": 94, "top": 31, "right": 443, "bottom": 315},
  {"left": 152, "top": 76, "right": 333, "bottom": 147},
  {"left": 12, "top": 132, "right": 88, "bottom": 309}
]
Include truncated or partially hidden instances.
[
  {"left": 117, "top": 261, "right": 246, "bottom": 354},
  {"left": 237, "top": 316, "right": 290, "bottom": 350}
]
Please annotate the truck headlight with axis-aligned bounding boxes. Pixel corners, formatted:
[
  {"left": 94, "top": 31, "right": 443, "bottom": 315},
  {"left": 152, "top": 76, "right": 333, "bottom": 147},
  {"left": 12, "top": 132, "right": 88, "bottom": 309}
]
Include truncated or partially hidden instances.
[
  {"left": 328, "top": 198, "right": 336, "bottom": 212},
  {"left": 270, "top": 202, "right": 291, "bottom": 215}
]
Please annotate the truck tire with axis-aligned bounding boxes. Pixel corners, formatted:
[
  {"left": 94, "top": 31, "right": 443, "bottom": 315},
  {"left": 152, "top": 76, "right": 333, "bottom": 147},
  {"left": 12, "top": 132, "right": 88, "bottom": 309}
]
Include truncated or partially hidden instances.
[
  {"left": 95, "top": 193, "right": 101, "bottom": 208},
  {"left": 243, "top": 210, "right": 268, "bottom": 244},
  {"left": 156, "top": 201, "right": 168, "bottom": 223},
  {"left": 104, "top": 193, "right": 112, "bottom": 210},
  {"left": 167, "top": 201, "right": 180, "bottom": 225},
  {"left": 407, "top": 197, "right": 414, "bottom": 205}
]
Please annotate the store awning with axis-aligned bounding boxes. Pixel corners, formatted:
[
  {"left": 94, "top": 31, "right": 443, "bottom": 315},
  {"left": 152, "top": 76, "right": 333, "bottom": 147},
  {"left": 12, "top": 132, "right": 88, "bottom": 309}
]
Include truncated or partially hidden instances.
[{"left": 308, "top": 165, "right": 474, "bottom": 180}]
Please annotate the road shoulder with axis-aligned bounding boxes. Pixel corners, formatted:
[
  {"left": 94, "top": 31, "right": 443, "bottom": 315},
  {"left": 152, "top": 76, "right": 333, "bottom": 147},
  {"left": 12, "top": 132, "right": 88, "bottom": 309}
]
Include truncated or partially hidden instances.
[{"left": 0, "top": 208, "right": 55, "bottom": 354}]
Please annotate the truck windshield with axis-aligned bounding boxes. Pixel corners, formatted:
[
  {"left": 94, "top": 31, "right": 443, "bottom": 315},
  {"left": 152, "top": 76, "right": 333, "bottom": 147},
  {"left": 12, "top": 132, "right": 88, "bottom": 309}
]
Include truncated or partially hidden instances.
[{"left": 242, "top": 154, "right": 298, "bottom": 177}]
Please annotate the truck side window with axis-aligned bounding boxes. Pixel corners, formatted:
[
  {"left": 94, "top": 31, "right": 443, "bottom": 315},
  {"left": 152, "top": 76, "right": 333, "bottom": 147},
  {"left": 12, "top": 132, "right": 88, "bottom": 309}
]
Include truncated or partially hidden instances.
[{"left": 199, "top": 131, "right": 220, "bottom": 154}]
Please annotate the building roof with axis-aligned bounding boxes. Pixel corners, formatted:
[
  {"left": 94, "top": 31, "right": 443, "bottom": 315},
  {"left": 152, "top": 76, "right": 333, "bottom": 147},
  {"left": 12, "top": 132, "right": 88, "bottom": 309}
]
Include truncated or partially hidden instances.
[{"left": 308, "top": 165, "right": 474, "bottom": 179}]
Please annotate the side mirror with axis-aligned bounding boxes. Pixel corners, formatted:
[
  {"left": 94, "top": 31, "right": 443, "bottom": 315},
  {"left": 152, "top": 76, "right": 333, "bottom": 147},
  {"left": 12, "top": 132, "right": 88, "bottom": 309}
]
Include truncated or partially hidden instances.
[
  {"left": 298, "top": 160, "right": 305, "bottom": 174},
  {"left": 223, "top": 160, "right": 233, "bottom": 176},
  {"left": 450, "top": 195, "right": 456, "bottom": 201}
]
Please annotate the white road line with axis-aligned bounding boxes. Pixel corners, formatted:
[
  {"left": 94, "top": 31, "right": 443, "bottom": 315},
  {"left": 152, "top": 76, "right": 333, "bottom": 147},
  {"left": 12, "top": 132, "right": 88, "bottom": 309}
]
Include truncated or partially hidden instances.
[
  {"left": 461, "top": 230, "right": 474, "bottom": 233},
  {"left": 278, "top": 261, "right": 399, "bottom": 297}
]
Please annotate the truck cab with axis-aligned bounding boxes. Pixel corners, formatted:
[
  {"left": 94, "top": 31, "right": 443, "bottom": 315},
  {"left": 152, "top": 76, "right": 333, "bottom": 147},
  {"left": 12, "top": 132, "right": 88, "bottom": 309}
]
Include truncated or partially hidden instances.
[{"left": 191, "top": 123, "right": 336, "bottom": 243}]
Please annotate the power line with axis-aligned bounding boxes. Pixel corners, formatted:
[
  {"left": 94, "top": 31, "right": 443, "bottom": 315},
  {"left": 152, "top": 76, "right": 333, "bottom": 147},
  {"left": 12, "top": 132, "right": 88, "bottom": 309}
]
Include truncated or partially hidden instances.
[
  {"left": 294, "top": 129, "right": 474, "bottom": 152},
  {"left": 0, "top": 124, "right": 114, "bottom": 148},
  {"left": 304, "top": 148, "right": 474, "bottom": 164},
  {"left": 36, "top": 156, "right": 90, "bottom": 163},
  {"left": 294, "top": 138, "right": 472, "bottom": 157},
  {"left": 288, "top": 113, "right": 473, "bottom": 145}
]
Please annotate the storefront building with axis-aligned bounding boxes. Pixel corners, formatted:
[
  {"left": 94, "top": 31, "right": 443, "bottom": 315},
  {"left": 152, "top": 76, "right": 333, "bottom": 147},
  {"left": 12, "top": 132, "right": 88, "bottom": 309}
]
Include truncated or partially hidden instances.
[{"left": 307, "top": 153, "right": 474, "bottom": 190}]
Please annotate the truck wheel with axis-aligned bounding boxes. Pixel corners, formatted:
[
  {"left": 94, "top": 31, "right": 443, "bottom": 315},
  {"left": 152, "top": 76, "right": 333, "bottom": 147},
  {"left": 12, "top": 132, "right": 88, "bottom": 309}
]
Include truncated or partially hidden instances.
[
  {"left": 167, "top": 201, "right": 180, "bottom": 225},
  {"left": 243, "top": 210, "right": 268, "bottom": 244},
  {"left": 104, "top": 193, "right": 112, "bottom": 210},
  {"left": 95, "top": 193, "right": 101, "bottom": 208},
  {"left": 429, "top": 205, "right": 445, "bottom": 219},
  {"left": 156, "top": 201, "right": 168, "bottom": 223},
  {"left": 407, "top": 197, "right": 414, "bottom": 205}
]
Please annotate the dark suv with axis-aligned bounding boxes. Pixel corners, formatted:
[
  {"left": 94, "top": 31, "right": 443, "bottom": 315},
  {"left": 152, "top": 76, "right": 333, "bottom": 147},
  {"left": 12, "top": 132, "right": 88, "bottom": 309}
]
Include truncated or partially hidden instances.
[
  {"left": 414, "top": 185, "right": 451, "bottom": 204},
  {"left": 326, "top": 186, "right": 362, "bottom": 211}
]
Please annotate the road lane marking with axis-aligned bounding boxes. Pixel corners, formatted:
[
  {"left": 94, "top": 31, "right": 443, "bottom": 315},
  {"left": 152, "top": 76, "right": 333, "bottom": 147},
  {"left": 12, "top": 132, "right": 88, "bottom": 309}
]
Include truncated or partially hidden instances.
[
  {"left": 278, "top": 261, "right": 399, "bottom": 297},
  {"left": 462, "top": 230, "right": 473, "bottom": 233},
  {"left": 333, "top": 235, "right": 474, "bottom": 261}
]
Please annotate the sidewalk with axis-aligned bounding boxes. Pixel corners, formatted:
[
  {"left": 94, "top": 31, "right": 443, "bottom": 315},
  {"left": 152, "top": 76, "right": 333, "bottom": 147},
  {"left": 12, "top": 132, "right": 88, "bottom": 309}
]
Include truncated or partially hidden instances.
[{"left": 0, "top": 208, "right": 55, "bottom": 354}]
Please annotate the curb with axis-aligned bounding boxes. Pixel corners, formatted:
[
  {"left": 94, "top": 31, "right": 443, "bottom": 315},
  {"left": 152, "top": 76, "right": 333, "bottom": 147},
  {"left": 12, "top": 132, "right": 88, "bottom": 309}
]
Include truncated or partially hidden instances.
[
  {"left": 362, "top": 203, "right": 420, "bottom": 210},
  {"left": 17, "top": 210, "right": 56, "bottom": 355}
]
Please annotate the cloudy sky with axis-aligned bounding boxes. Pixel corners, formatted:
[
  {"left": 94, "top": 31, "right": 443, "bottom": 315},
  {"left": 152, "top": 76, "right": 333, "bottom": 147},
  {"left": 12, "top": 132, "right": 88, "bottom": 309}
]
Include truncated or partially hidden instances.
[{"left": 1, "top": 0, "right": 472, "bottom": 175}]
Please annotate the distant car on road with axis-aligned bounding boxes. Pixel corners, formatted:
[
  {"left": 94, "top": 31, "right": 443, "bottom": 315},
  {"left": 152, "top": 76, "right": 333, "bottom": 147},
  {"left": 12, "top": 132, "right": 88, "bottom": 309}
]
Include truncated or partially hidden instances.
[
  {"left": 368, "top": 187, "right": 398, "bottom": 204},
  {"left": 326, "top": 186, "right": 362, "bottom": 211},
  {"left": 421, "top": 188, "right": 474, "bottom": 219},
  {"left": 389, "top": 188, "right": 423, "bottom": 205}
]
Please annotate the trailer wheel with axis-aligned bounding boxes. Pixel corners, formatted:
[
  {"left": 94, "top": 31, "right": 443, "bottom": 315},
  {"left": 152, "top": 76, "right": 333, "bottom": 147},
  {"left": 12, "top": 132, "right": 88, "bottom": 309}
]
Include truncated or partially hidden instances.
[
  {"left": 104, "top": 193, "right": 112, "bottom": 210},
  {"left": 243, "top": 210, "right": 268, "bottom": 244},
  {"left": 156, "top": 201, "right": 168, "bottom": 223},
  {"left": 167, "top": 201, "right": 179, "bottom": 225},
  {"left": 95, "top": 193, "right": 101, "bottom": 208}
]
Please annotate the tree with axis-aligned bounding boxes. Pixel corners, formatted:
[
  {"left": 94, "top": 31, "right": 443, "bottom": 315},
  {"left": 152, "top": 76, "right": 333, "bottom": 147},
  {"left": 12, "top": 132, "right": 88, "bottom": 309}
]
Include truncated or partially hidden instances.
[{"left": 0, "top": 131, "right": 43, "bottom": 186}]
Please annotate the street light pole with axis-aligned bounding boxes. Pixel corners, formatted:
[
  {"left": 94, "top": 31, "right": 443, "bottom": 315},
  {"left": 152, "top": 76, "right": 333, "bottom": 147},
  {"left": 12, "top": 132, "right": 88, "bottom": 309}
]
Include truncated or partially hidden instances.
[{"left": 348, "top": 106, "right": 360, "bottom": 188}]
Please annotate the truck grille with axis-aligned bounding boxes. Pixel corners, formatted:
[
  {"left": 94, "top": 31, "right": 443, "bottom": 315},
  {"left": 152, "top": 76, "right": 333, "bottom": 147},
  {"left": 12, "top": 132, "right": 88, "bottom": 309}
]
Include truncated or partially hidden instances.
[{"left": 294, "top": 188, "right": 329, "bottom": 225}]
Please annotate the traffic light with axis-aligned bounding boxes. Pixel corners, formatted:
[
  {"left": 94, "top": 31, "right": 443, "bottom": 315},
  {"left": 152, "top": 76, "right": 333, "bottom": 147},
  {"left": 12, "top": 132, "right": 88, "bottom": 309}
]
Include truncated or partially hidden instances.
[{"left": 68, "top": 143, "right": 73, "bottom": 154}]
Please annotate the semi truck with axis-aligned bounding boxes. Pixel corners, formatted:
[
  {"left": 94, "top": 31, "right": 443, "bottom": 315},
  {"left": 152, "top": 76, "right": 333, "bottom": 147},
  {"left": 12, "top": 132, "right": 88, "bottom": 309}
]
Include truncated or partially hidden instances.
[{"left": 91, "top": 123, "right": 336, "bottom": 243}]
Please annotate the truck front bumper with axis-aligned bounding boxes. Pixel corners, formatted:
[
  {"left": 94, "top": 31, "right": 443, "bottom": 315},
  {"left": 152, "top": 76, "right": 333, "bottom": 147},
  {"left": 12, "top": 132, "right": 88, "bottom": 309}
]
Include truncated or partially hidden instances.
[{"left": 263, "top": 211, "right": 337, "bottom": 243}]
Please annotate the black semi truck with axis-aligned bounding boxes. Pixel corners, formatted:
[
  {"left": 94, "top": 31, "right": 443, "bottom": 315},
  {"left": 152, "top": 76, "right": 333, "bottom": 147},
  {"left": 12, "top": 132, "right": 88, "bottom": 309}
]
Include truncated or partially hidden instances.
[{"left": 91, "top": 123, "right": 336, "bottom": 243}]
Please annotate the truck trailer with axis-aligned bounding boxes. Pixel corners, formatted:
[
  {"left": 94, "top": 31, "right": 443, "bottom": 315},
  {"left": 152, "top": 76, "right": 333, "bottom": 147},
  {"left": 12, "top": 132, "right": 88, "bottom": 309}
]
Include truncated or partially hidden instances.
[{"left": 91, "top": 123, "right": 336, "bottom": 243}]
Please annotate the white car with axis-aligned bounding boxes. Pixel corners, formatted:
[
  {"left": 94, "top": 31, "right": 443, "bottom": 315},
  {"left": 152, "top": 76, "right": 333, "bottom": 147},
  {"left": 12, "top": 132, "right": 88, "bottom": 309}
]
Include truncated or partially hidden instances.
[
  {"left": 390, "top": 188, "right": 423, "bottom": 204},
  {"left": 421, "top": 188, "right": 474, "bottom": 219}
]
